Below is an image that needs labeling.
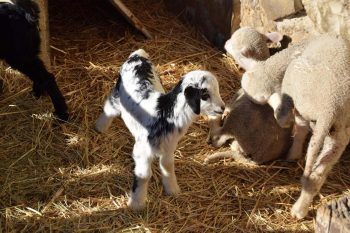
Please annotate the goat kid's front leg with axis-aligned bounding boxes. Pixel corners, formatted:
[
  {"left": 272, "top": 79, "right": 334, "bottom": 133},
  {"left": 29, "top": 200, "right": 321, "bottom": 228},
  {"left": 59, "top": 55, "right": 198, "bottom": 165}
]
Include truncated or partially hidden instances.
[
  {"left": 159, "top": 154, "right": 180, "bottom": 195},
  {"left": 291, "top": 129, "right": 348, "bottom": 219},
  {"left": 95, "top": 94, "right": 121, "bottom": 133},
  {"left": 128, "top": 143, "right": 153, "bottom": 211}
]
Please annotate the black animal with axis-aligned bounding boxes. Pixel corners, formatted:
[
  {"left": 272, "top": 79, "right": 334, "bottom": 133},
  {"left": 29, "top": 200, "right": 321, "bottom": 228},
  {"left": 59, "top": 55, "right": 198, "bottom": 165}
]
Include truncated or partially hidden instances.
[{"left": 0, "top": 0, "right": 68, "bottom": 121}]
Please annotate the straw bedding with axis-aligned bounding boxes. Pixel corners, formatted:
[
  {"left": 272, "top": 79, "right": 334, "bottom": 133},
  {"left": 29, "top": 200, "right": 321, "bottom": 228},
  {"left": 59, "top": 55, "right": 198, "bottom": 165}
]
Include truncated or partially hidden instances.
[{"left": 0, "top": 0, "right": 349, "bottom": 232}]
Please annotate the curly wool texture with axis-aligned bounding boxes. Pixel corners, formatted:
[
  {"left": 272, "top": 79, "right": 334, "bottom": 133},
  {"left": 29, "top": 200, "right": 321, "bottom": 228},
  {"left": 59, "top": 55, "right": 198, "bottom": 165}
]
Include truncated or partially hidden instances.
[
  {"left": 225, "top": 27, "right": 270, "bottom": 61},
  {"left": 241, "top": 41, "right": 306, "bottom": 104},
  {"left": 282, "top": 34, "right": 350, "bottom": 122},
  {"left": 278, "top": 33, "right": 350, "bottom": 219}
]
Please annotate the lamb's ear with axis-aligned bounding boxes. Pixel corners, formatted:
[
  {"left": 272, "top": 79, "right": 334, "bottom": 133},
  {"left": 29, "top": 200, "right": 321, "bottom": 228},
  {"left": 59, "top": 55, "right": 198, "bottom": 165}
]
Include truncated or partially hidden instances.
[
  {"left": 239, "top": 57, "right": 257, "bottom": 71},
  {"left": 184, "top": 86, "right": 201, "bottom": 115},
  {"left": 265, "top": 32, "right": 283, "bottom": 43},
  {"left": 240, "top": 47, "right": 255, "bottom": 58}
]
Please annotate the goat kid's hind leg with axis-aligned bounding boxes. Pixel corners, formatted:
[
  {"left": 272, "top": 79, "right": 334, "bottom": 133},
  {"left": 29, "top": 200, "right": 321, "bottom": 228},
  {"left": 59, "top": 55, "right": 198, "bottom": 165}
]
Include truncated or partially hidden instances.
[
  {"left": 159, "top": 154, "right": 180, "bottom": 195},
  {"left": 291, "top": 129, "right": 349, "bottom": 219},
  {"left": 95, "top": 91, "right": 121, "bottom": 133},
  {"left": 128, "top": 143, "right": 154, "bottom": 211}
]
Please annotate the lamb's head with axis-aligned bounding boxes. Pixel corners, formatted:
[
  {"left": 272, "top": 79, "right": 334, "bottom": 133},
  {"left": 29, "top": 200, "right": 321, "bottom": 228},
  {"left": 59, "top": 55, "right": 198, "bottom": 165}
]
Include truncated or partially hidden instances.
[
  {"left": 224, "top": 27, "right": 283, "bottom": 69},
  {"left": 208, "top": 129, "right": 233, "bottom": 147},
  {"left": 182, "top": 70, "right": 225, "bottom": 116},
  {"left": 240, "top": 60, "right": 274, "bottom": 104}
]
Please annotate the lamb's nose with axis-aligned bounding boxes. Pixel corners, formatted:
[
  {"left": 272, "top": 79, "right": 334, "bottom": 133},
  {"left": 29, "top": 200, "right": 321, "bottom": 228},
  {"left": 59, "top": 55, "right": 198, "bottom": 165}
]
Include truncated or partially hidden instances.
[
  {"left": 207, "top": 136, "right": 212, "bottom": 145},
  {"left": 221, "top": 106, "right": 225, "bottom": 111}
]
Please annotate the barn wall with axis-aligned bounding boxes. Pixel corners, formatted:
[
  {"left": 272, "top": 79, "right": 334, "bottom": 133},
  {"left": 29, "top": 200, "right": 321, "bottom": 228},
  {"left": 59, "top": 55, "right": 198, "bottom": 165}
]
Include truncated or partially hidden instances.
[{"left": 240, "top": 0, "right": 350, "bottom": 43}]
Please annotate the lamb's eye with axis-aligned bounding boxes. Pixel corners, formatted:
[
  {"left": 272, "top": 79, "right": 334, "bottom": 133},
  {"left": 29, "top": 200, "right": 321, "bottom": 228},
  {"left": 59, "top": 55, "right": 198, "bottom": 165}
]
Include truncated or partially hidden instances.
[{"left": 201, "top": 89, "right": 210, "bottom": 100}]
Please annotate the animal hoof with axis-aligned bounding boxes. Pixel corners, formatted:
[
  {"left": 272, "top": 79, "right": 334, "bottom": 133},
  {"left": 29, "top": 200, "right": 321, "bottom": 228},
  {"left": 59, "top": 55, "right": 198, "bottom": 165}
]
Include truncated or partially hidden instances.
[
  {"left": 291, "top": 202, "right": 308, "bottom": 219},
  {"left": 31, "top": 86, "right": 46, "bottom": 98},
  {"left": 127, "top": 197, "right": 145, "bottom": 211},
  {"left": 55, "top": 111, "right": 69, "bottom": 122},
  {"left": 31, "top": 90, "right": 42, "bottom": 99},
  {"left": 165, "top": 184, "right": 181, "bottom": 196}
]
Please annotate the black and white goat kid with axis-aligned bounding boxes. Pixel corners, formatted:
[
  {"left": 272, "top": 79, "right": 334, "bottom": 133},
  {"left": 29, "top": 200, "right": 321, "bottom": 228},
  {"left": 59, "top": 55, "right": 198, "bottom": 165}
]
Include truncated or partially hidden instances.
[
  {"left": 96, "top": 49, "right": 225, "bottom": 210},
  {"left": 0, "top": 0, "right": 68, "bottom": 121}
]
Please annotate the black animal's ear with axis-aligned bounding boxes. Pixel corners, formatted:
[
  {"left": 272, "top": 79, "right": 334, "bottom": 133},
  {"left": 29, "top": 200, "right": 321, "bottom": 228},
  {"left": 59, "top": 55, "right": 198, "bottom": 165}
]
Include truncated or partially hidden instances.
[{"left": 184, "top": 86, "right": 201, "bottom": 115}]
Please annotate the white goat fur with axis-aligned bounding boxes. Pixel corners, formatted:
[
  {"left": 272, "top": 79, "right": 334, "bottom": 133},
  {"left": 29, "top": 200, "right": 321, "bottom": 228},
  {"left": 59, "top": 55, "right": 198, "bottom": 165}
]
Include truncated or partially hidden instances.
[
  {"left": 276, "top": 34, "right": 350, "bottom": 219},
  {"left": 95, "top": 49, "right": 225, "bottom": 210}
]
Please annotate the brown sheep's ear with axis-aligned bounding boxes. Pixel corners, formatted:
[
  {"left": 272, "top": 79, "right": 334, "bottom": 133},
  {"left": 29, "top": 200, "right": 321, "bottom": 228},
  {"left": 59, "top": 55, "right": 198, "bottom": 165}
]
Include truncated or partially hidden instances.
[
  {"left": 265, "top": 32, "right": 284, "bottom": 43},
  {"left": 240, "top": 47, "right": 255, "bottom": 58},
  {"left": 184, "top": 86, "right": 201, "bottom": 115}
]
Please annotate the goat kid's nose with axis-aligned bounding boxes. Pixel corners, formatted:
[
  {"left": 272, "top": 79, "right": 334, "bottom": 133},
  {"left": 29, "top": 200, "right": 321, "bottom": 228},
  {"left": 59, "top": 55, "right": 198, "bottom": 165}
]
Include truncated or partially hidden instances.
[{"left": 221, "top": 106, "right": 225, "bottom": 111}]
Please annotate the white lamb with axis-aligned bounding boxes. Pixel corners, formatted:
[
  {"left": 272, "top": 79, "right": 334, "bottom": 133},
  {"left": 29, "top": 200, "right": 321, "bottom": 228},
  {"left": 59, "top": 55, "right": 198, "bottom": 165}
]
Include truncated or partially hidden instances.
[
  {"left": 95, "top": 49, "right": 225, "bottom": 210},
  {"left": 224, "top": 26, "right": 283, "bottom": 70},
  {"left": 239, "top": 41, "right": 307, "bottom": 160},
  {"left": 275, "top": 34, "right": 350, "bottom": 219}
]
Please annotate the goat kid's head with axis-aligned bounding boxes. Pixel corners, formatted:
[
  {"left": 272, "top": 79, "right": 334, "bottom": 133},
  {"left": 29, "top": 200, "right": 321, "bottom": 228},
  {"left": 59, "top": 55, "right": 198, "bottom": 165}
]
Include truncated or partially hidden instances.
[{"left": 183, "top": 71, "right": 225, "bottom": 116}]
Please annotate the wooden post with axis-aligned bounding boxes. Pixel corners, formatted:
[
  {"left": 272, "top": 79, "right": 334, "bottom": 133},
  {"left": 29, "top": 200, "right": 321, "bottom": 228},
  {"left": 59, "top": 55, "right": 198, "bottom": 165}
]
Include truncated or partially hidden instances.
[
  {"left": 109, "top": 0, "right": 153, "bottom": 39},
  {"left": 35, "top": 0, "right": 51, "bottom": 69},
  {"left": 315, "top": 195, "right": 350, "bottom": 233}
]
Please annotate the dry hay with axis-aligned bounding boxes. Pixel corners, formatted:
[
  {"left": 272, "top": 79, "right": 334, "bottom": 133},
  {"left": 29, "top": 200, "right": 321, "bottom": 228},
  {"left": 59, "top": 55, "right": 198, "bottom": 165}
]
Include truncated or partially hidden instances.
[{"left": 0, "top": 0, "right": 349, "bottom": 232}]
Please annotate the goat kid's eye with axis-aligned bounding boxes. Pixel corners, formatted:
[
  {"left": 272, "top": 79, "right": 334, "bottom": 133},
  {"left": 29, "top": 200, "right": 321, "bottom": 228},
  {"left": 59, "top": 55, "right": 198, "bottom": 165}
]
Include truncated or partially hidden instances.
[{"left": 201, "top": 88, "right": 210, "bottom": 101}]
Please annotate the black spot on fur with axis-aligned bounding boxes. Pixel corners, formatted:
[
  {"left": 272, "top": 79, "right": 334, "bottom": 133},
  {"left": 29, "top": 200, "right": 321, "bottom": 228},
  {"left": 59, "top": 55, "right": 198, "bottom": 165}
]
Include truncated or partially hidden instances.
[
  {"left": 184, "top": 86, "right": 201, "bottom": 115},
  {"left": 132, "top": 175, "right": 138, "bottom": 193},
  {"left": 157, "top": 80, "right": 182, "bottom": 118},
  {"left": 147, "top": 80, "right": 183, "bottom": 145},
  {"left": 110, "top": 74, "right": 121, "bottom": 98},
  {"left": 200, "top": 88, "right": 210, "bottom": 101},
  {"left": 127, "top": 54, "right": 154, "bottom": 99}
]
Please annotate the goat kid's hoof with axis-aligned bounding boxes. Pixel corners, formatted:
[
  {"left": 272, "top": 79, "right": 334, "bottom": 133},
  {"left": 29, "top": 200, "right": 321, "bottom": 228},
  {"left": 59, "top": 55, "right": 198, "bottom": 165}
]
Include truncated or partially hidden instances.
[
  {"left": 95, "top": 113, "right": 111, "bottom": 133},
  {"left": 127, "top": 197, "right": 146, "bottom": 211},
  {"left": 291, "top": 202, "right": 308, "bottom": 219},
  {"left": 165, "top": 184, "right": 181, "bottom": 196}
]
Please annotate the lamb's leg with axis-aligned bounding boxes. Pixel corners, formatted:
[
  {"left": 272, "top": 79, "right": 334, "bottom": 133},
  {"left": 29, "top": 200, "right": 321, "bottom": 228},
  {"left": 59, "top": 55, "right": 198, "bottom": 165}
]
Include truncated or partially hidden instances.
[
  {"left": 291, "top": 129, "right": 349, "bottom": 219},
  {"left": 128, "top": 143, "right": 153, "bottom": 211},
  {"left": 205, "top": 141, "right": 256, "bottom": 165},
  {"left": 7, "top": 56, "right": 68, "bottom": 121},
  {"left": 287, "top": 115, "right": 310, "bottom": 160},
  {"left": 95, "top": 91, "right": 121, "bottom": 133},
  {"left": 159, "top": 154, "right": 180, "bottom": 195}
]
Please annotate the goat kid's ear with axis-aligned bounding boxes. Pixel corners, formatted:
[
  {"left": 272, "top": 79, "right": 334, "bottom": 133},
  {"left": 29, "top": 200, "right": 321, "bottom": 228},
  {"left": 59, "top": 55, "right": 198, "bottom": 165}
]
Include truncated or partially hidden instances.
[
  {"left": 184, "top": 86, "right": 201, "bottom": 115},
  {"left": 265, "top": 32, "right": 283, "bottom": 43}
]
